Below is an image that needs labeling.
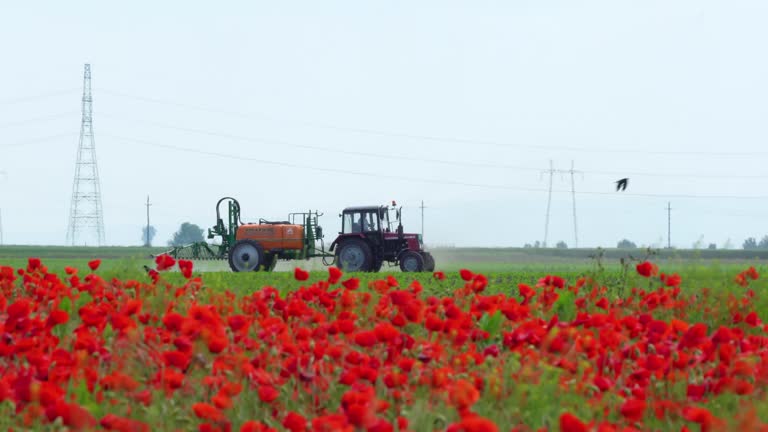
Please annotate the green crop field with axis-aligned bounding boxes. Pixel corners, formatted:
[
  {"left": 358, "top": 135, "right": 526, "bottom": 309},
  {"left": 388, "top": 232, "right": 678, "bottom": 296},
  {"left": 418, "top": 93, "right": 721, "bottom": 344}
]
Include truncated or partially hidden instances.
[{"left": 1, "top": 244, "right": 765, "bottom": 295}]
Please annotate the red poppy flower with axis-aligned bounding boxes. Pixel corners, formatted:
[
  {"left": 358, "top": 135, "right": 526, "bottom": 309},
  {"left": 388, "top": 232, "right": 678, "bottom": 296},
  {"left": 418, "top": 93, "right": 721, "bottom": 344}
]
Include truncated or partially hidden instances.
[
  {"left": 661, "top": 272, "right": 681, "bottom": 287},
  {"left": 354, "top": 331, "right": 378, "bottom": 347},
  {"left": 342, "top": 277, "right": 360, "bottom": 290},
  {"left": 100, "top": 414, "right": 151, "bottom": 432},
  {"left": 449, "top": 379, "right": 480, "bottom": 410},
  {"left": 192, "top": 402, "right": 224, "bottom": 422},
  {"left": 258, "top": 385, "right": 280, "bottom": 403},
  {"left": 148, "top": 269, "right": 159, "bottom": 283},
  {"left": 328, "top": 266, "right": 343, "bottom": 284},
  {"left": 88, "top": 259, "right": 101, "bottom": 271},
  {"left": 155, "top": 254, "right": 176, "bottom": 271},
  {"left": 294, "top": 267, "right": 309, "bottom": 281},
  {"left": 282, "top": 412, "right": 307, "bottom": 432},
  {"left": 240, "top": 421, "right": 276, "bottom": 432},
  {"left": 460, "top": 269, "right": 474, "bottom": 281},
  {"left": 620, "top": 398, "right": 647, "bottom": 422},
  {"left": 559, "top": 413, "right": 588, "bottom": 432},
  {"left": 471, "top": 274, "right": 488, "bottom": 293},
  {"left": 636, "top": 261, "right": 657, "bottom": 278},
  {"left": 27, "top": 257, "right": 42, "bottom": 271},
  {"left": 178, "top": 259, "right": 193, "bottom": 278},
  {"left": 373, "top": 322, "right": 399, "bottom": 342},
  {"left": 446, "top": 416, "right": 498, "bottom": 432}
]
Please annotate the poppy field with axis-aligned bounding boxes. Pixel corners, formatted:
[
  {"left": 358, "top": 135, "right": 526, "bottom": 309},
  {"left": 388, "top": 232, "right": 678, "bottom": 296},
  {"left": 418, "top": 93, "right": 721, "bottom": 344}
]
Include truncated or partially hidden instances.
[{"left": 0, "top": 255, "right": 767, "bottom": 431}]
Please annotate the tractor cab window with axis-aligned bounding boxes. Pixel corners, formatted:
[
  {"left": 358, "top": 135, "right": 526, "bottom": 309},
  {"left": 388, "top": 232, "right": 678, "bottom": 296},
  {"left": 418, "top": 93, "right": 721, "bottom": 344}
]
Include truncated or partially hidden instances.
[
  {"left": 343, "top": 212, "right": 363, "bottom": 234},
  {"left": 362, "top": 211, "right": 379, "bottom": 232}
]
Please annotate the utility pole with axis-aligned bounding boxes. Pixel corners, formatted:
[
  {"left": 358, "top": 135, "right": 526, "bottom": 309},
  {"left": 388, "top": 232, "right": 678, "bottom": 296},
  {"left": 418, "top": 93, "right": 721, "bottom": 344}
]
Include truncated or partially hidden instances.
[
  {"left": 419, "top": 200, "right": 426, "bottom": 242},
  {"left": 144, "top": 195, "right": 152, "bottom": 247},
  {"left": 667, "top": 202, "right": 672, "bottom": 249}
]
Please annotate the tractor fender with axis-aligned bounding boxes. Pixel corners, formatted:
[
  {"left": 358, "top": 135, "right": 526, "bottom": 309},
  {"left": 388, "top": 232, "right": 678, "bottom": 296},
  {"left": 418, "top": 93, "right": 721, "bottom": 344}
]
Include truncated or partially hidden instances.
[{"left": 329, "top": 233, "right": 367, "bottom": 252}]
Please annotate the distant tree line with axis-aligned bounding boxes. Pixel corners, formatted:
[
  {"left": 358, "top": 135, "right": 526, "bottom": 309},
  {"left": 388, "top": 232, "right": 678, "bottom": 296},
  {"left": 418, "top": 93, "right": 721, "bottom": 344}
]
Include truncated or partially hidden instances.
[
  {"left": 142, "top": 222, "right": 206, "bottom": 247},
  {"left": 523, "top": 240, "right": 569, "bottom": 249},
  {"left": 522, "top": 236, "right": 768, "bottom": 250},
  {"left": 743, "top": 235, "right": 768, "bottom": 250}
]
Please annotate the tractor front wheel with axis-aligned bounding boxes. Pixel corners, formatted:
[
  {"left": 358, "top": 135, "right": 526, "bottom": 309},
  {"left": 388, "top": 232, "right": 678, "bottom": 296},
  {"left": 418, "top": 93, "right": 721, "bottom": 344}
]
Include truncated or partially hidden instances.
[
  {"left": 228, "top": 239, "right": 265, "bottom": 272},
  {"left": 399, "top": 251, "right": 424, "bottom": 272},
  {"left": 372, "top": 259, "right": 383, "bottom": 273},
  {"left": 336, "top": 239, "right": 373, "bottom": 272}
]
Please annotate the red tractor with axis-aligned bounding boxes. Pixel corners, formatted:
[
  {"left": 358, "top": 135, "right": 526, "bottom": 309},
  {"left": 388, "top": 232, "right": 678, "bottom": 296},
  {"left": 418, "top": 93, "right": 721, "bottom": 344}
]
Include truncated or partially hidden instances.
[{"left": 329, "top": 202, "right": 435, "bottom": 272}]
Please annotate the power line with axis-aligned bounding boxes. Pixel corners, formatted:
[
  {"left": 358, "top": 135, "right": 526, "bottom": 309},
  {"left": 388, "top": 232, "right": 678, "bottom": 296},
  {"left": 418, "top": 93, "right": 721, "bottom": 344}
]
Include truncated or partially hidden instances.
[
  {"left": 0, "top": 112, "right": 79, "bottom": 129},
  {"left": 95, "top": 88, "right": 768, "bottom": 158},
  {"left": 98, "top": 113, "right": 768, "bottom": 180},
  {"left": 101, "top": 133, "right": 768, "bottom": 201},
  {"left": 0, "top": 133, "right": 76, "bottom": 148},
  {"left": 0, "top": 88, "right": 80, "bottom": 106}
]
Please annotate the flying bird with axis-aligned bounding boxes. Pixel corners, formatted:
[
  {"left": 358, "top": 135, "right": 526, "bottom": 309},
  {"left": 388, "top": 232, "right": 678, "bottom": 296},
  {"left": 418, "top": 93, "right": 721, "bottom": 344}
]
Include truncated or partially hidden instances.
[{"left": 616, "top": 178, "right": 629, "bottom": 191}]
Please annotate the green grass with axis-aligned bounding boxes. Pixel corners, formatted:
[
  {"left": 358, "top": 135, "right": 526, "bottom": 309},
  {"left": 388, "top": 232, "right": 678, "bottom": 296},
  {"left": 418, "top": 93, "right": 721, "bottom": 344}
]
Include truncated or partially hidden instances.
[
  {"left": 0, "top": 245, "right": 168, "bottom": 259},
  {"left": 2, "top": 247, "right": 764, "bottom": 303},
  {"left": 1, "top": 245, "right": 766, "bottom": 301},
  {"left": 0, "top": 248, "right": 768, "bottom": 308}
]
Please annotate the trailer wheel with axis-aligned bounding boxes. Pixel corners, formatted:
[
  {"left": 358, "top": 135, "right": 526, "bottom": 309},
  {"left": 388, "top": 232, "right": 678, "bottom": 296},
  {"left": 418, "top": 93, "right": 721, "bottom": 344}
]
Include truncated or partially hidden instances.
[
  {"left": 262, "top": 253, "right": 277, "bottom": 272},
  {"left": 399, "top": 251, "right": 424, "bottom": 272},
  {"left": 422, "top": 252, "right": 435, "bottom": 272},
  {"left": 336, "top": 239, "right": 373, "bottom": 272},
  {"left": 228, "top": 239, "right": 265, "bottom": 272}
]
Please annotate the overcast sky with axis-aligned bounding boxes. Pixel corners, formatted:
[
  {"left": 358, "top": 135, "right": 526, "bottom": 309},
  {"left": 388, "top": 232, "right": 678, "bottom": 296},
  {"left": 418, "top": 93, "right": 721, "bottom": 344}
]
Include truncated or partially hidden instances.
[{"left": 1, "top": 1, "right": 767, "bottom": 249}]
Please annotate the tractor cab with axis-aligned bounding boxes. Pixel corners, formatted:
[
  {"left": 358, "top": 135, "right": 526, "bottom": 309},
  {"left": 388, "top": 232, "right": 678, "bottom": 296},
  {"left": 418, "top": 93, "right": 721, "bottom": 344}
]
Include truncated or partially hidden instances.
[
  {"left": 330, "top": 202, "right": 435, "bottom": 273},
  {"left": 340, "top": 206, "right": 391, "bottom": 234}
]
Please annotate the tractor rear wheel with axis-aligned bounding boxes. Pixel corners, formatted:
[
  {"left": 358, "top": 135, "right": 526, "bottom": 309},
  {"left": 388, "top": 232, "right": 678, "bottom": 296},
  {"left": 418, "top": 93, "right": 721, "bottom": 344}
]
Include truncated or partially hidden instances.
[
  {"left": 399, "top": 251, "right": 424, "bottom": 272},
  {"left": 423, "top": 252, "right": 435, "bottom": 272},
  {"left": 228, "top": 239, "right": 265, "bottom": 272},
  {"left": 336, "top": 239, "right": 373, "bottom": 272}
]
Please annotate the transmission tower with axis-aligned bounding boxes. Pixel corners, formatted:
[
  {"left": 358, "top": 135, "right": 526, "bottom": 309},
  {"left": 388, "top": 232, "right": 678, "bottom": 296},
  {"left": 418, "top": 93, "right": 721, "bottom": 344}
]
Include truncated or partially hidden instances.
[
  {"left": 666, "top": 202, "right": 672, "bottom": 249},
  {"left": 66, "top": 64, "right": 105, "bottom": 246},
  {"left": 542, "top": 160, "right": 554, "bottom": 247},
  {"left": 567, "top": 161, "right": 583, "bottom": 248},
  {"left": 541, "top": 160, "right": 582, "bottom": 248}
]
